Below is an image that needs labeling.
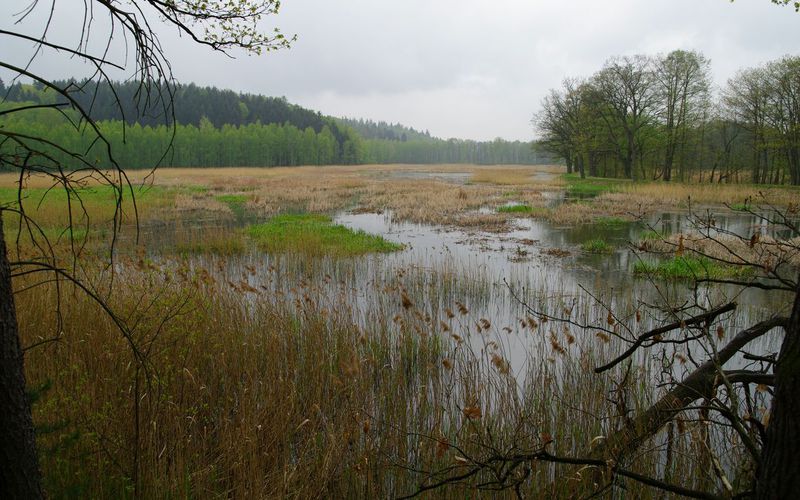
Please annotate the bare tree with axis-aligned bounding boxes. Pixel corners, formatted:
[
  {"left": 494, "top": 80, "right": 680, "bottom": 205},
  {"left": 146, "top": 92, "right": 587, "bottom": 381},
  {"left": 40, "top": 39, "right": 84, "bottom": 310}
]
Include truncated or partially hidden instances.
[
  {"left": 533, "top": 79, "right": 584, "bottom": 176},
  {"left": 401, "top": 202, "right": 799, "bottom": 498},
  {"left": 0, "top": 1, "right": 292, "bottom": 497},
  {"left": 762, "top": 56, "right": 800, "bottom": 185}
]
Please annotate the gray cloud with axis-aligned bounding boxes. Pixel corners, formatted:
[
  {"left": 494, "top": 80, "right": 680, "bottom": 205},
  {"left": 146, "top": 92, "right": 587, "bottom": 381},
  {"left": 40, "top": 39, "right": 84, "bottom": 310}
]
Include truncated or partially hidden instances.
[{"left": 3, "top": 0, "right": 798, "bottom": 141}]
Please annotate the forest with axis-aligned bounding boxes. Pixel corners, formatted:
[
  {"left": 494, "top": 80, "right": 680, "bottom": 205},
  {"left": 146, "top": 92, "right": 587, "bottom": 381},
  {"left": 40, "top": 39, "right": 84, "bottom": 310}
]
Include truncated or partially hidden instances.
[
  {"left": 534, "top": 51, "right": 800, "bottom": 184},
  {"left": 0, "top": 80, "right": 548, "bottom": 168}
]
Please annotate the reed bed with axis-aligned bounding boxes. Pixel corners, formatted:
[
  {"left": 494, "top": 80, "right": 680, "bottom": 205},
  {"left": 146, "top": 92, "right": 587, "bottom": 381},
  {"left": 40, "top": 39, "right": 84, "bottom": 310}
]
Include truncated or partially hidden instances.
[
  {"left": 639, "top": 232, "right": 800, "bottom": 269},
  {"left": 618, "top": 181, "right": 799, "bottom": 207},
  {"left": 3, "top": 165, "right": 779, "bottom": 497},
  {"left": 15, "top": 249, "right": 750, "bottom": 498}
]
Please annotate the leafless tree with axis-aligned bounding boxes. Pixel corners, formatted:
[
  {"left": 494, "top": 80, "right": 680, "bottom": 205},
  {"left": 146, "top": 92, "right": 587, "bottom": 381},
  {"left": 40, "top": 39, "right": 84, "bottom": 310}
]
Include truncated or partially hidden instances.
[{"left": 401, "top": 202, "right": 799, "bottom": 499}]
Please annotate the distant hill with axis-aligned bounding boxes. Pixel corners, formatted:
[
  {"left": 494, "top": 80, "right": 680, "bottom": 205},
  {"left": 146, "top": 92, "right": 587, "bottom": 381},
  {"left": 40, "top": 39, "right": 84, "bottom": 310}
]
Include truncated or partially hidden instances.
[
  {"left": 336, "top": 117, "right": 435, "bottom": 142},
  {"left": 1, "top": 79, "right": 553, "bottom": 167},
  {"left": 2, "top": 79, "right": 334, "bottom": 130}
]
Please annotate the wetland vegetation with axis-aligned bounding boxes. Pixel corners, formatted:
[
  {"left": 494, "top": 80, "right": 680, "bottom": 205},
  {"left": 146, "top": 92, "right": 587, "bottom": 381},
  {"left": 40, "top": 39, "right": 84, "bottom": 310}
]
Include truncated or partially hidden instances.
[
  {"left": 2, "top": 3, "right": 799, "bottom": 496},
  {"left": 4, "top": 164, "right": 798, "bottom": 497}
]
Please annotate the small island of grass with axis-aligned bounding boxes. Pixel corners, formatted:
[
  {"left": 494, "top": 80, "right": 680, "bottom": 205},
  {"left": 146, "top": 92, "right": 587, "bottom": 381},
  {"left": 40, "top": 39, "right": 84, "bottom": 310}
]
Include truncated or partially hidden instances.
[
  {"left": 633, "top": 256, "right": 754, "bottom": 280},
  {"left": 247, "top": 213, "right": 403, "bottom": 257}
]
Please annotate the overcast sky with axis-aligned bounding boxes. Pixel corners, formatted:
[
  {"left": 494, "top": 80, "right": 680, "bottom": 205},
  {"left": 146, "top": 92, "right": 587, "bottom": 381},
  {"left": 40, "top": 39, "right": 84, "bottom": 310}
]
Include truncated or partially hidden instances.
[{"left": 2, "top": 0, "right": 798, "bottom": 141}]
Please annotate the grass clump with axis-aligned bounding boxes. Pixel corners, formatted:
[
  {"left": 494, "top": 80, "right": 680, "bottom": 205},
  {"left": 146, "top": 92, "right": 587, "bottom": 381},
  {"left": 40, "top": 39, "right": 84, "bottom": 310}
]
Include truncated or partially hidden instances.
[
  {"left": 581, "top": 238, "right": 613, "bottom": 253},
  {"left": 497, "top": 204, "right": 549, "bottom": 216},
  {"left": 639, "top": 230, "right": 663, "bottom": 241},
  {"left": 215, "top": 193, "right": 250, "bottom": 219},
  {"left": 593, "top": 216, "right": 628, "bottom": 226},
  {"left": 247, "top": 213, "right": 403, "bottom": 256},
  {"left": 633, "top": 256, "right": 754, "bottom": 280},
  {"left": 564, "top": 174, "right": 622, "bottom": 197},
  {"left": 729, "top": 202, "right": 751, "bottom": 211},
  {"left": 497, "top": 204, "right": 533, "bottom": 213}
]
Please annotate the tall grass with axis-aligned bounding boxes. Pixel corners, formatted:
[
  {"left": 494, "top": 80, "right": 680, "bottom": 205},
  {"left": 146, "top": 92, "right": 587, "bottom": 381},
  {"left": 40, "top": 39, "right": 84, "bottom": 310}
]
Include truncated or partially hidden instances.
[
  {"left": 2, "top": 165, "right": 768, "bottom": 497},
  {"left": 15, "top": 255, "right": 741, "bottom": 498}
]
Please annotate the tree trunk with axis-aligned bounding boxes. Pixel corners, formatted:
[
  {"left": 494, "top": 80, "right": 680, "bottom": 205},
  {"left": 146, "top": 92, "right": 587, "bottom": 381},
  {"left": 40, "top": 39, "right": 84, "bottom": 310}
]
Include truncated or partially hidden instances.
[
  {"left": 663, "top": 149, "right": 674, "bottom": 181},
  {"left": 588, "top": 151, "right": 598, "bottom": 177},
  {"left": 0, "top": 213, "right": 43, "bottom": 498},
  {"left": 756, "top": 275, "right": 800, "bottom": 498},
  {"left": 626, "top": 129, "right": 636, "bottom": 180}
]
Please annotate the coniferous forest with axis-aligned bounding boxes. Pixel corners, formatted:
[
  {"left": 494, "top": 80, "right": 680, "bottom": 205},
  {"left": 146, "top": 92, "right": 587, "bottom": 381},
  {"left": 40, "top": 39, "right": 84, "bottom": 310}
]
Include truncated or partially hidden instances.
[{"left": 0, "top": 79, "right": 549, "bottom": 169}]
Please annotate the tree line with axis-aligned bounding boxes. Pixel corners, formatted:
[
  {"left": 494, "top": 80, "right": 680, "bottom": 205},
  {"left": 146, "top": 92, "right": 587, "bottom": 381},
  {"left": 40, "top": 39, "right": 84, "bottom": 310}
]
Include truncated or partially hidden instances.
[
  {"left": 1, "top": 79, "right": 548, "bottom": 167},
  {"left": 533, "top": 51, "right": 800, "bottom": 184}
]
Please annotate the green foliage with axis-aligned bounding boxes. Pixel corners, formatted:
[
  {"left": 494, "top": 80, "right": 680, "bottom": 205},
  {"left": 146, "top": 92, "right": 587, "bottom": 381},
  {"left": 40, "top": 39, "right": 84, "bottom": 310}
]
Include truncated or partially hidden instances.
[
  {"left": 770, "top": 0, "right": 800, "bottom": 12},
  {"left": 633, "top": 256, "right": 755, "bottom": 280},
  {"left": 1, "top": 82, "right": 552, "bottom": 169},
  {"left": 581, "top": 238, "right": 613, "bottom": 253},
  {"left": 537, "top": 51, "right": 800, "bottom": 185},
  {"left": 362, "top": 136, "right": 548, "bottom": 165},
  {"left": 247, "top": 214, "right": 404, "bottom": 256}
]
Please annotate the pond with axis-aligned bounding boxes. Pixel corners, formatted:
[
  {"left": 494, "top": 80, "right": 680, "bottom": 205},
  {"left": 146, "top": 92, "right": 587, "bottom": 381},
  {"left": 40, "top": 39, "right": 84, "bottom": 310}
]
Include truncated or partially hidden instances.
[{"left": 134, "top": 202, "right": 792, "bottom": 377}]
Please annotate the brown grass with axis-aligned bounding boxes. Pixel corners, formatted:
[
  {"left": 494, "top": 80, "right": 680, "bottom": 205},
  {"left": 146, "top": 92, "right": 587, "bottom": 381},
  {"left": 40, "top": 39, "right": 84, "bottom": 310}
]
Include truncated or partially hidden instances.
[
  {"left": 4, "top": 164, "right": 764, "bottom": 497},
  {"left": 124, "top": 165, "right": 563, "bottom": 230},
  {"left": 471, "top": 165, "right": 563, "bottom": 185},
  {"left": 16, "top": 256, "right": 714, "bottom": 498},
  {"left": 639, "top": 232, "right": 800, "bottom": 269},
  {"left": 618, "top": 181, "right": 798, "bottom": 207}
]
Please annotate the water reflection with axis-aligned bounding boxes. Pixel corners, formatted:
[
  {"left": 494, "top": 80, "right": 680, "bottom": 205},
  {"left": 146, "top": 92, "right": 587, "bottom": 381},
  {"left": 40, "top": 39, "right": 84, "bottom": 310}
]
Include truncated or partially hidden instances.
[{"left": 130, "top": 204, "right": 793, "bottom": 377}]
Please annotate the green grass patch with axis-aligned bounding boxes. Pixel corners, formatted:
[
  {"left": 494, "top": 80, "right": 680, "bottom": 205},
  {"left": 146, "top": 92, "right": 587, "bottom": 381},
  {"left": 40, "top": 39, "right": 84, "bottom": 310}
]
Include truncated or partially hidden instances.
[
  {"left": 729, "top": 202, "right": 750, "bottom": 211},
  {"left": 0, "top": 184, "right": 167, "bottom": 210},
  {"left": 581, "top": 238, "right": 613, "bottom": 253},
  {"left": 563, "top": 174, "right": 623, "bottom": 197},
  {"left": 633, "top": 256, "right": 754, "bottom": 280},
  {"left": 498, "top": 204, "right": 533, "bottom": 213},
  {"left": 497, "top": 204, "right": 549, "bottom": 216},
  {"left": 247, "top": 213, "right": 403, "bottom": 257},
  {"left": 593, "top": 216, "right": 628, "bottom": 227},
  {"left": 639, "top": 230, "right": 663, "bottom": 241},
  {"left": 215, "top": 194, "right": 249, "bottom": 219}
]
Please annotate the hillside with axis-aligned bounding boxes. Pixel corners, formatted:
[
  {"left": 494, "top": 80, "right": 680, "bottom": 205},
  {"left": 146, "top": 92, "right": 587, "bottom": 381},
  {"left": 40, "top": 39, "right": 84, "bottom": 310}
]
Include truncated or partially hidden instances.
[{"left": 1, "top": 79, "right": 552, "bottom": 167}]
